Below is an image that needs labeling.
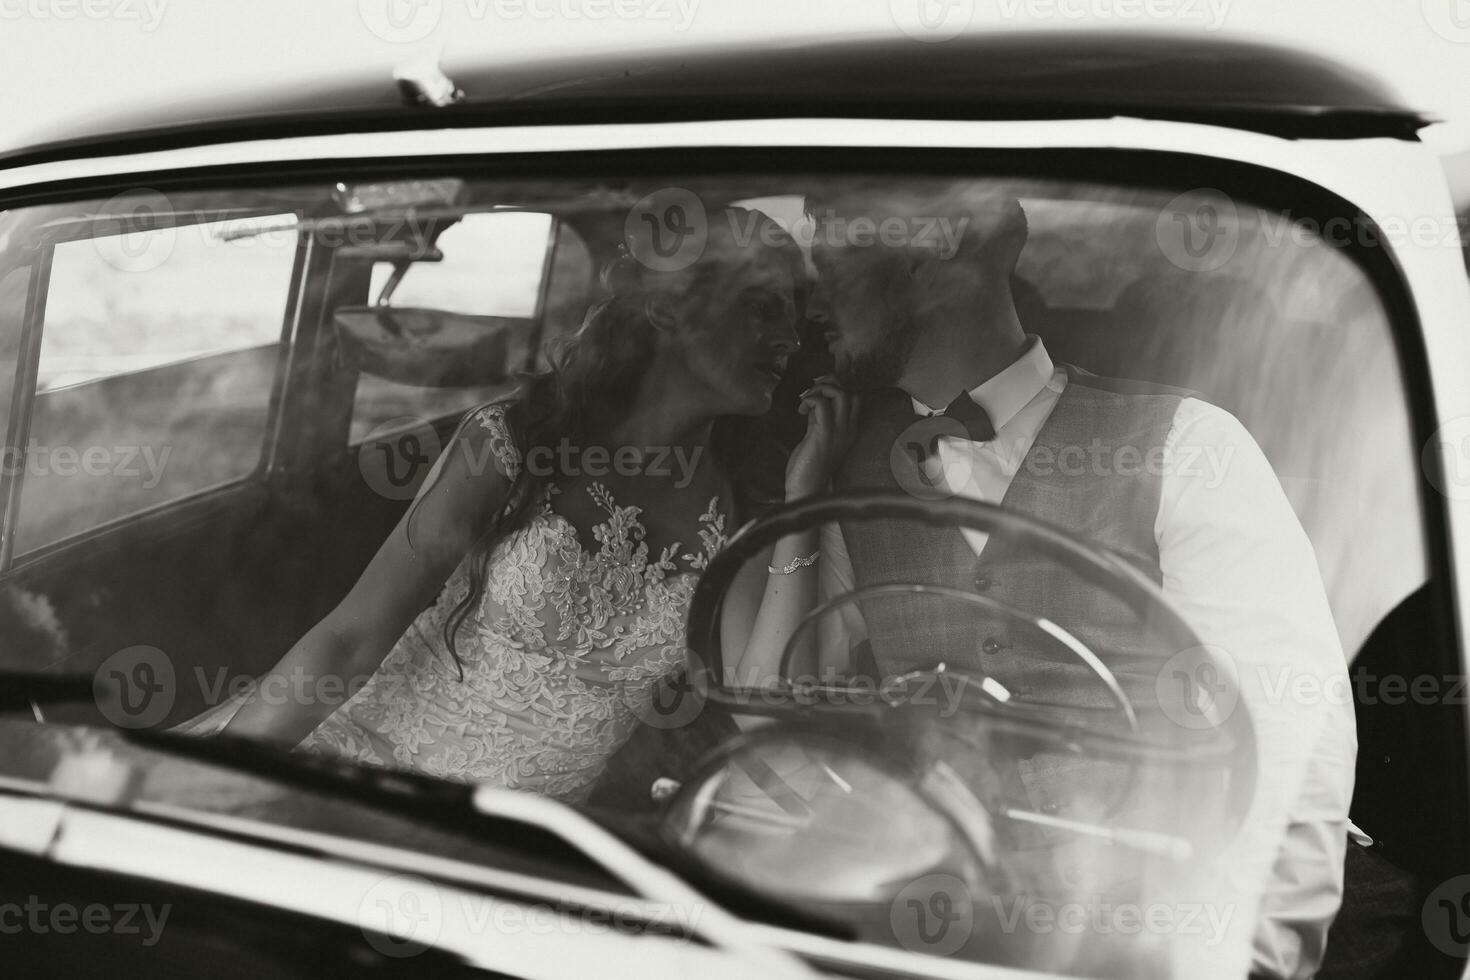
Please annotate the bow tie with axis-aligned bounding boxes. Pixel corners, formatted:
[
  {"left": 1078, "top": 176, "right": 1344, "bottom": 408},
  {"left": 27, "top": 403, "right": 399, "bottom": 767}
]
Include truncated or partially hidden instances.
[
  {"left": 931, "top": 390, "right": 997, "bottom": 442},
  {"left": 867, "top": 387, "right": 997, "bottom": 443}
]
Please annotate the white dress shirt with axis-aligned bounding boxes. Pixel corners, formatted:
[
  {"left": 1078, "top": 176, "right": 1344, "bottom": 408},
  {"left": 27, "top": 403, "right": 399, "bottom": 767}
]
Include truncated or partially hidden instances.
[{"left": 819, "top": 336, "right": 1356, "bottom": 980}]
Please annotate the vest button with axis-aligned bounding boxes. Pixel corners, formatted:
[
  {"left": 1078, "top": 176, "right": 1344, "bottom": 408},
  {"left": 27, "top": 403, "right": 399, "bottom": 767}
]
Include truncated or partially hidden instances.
[{"left": 972, "top": 573, "right": 993, "bottom": 592}]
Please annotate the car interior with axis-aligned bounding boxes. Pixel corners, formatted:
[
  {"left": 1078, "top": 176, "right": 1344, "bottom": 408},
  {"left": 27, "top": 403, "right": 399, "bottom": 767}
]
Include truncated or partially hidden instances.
[{"left": 0, "top": 167, "right": 1463, "bottom": 974}]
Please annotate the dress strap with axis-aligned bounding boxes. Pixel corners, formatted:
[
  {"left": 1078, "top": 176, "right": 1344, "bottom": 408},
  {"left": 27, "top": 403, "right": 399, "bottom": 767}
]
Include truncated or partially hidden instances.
[
  {"left": 405, "top": 402, "right": 527, "bottom": 520},
  {"left": 469, "top": 402, "right": 522, "bottom": 481}
]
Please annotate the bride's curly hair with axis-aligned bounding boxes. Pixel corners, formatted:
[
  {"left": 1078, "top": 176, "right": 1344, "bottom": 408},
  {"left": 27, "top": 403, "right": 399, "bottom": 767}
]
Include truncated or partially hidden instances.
[{"left": 432, "top": 207, "right": 805, "bottom": 674}]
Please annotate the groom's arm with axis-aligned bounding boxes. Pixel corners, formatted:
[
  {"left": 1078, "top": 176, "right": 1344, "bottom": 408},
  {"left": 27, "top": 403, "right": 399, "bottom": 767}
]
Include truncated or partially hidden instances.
[{"left": 1156, "top": 397, "right": 1354, "bottom": 979}]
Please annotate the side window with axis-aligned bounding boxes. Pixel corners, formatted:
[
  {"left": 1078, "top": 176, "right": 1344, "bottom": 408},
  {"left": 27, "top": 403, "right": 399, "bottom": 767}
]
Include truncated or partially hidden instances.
[
  {"left": 348, "top": 213, "right": 591, "bottom": 444},
  {"left": 15, "top": 214, "right": 297, "bottom": 554}
]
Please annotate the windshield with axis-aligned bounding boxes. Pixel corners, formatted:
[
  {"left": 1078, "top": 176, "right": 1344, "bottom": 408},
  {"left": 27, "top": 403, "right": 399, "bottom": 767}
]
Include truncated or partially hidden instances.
[{"left": 0, "top": 169, "right": 1437, "bottom": 976}]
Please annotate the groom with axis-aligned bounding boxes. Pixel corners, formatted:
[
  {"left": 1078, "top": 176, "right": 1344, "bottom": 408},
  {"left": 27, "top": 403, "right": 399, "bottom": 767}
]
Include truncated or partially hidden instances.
[{"left": 807, "top": 184, "right": 1355, "bottom": 980}]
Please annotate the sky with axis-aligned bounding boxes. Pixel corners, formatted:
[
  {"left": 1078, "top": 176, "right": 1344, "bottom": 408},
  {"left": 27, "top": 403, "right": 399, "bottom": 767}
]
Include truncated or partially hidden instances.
[{"left": 1, "top": 0, "right": 1468, "bottom": 157}]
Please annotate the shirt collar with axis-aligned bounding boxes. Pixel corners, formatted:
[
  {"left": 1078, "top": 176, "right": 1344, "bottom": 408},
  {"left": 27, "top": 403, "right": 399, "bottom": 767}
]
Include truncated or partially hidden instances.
[{"left": 909, "top": 335, "right": 1055, "bottom": 431}]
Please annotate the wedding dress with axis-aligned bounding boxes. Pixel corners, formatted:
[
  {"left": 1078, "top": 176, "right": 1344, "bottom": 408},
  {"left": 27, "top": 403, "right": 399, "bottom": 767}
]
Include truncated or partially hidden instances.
[{"left": 294, "top": 403, "right": 728, "bottom": 803}]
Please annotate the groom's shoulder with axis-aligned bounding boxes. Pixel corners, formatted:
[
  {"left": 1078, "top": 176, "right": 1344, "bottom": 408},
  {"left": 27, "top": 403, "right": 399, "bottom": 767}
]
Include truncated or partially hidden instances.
[
  {"left": 1058, "top": 362, "right": 1197, "bottom": 402},
  {"left": 1051, "top": 363, "right": 1207, "bottom": 444}
]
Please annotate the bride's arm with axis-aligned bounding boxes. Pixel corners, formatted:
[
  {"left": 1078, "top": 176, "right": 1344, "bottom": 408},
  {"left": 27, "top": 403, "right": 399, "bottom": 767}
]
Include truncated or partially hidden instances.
[
  {"left": 721, "top": 378, "right": 858, "bottom": 690},
  {"left": 223, "top": 409, "right": 515, "bottom": 747},
  {"left": 719, "top": 530, "right": 821, "bottom": 689}
]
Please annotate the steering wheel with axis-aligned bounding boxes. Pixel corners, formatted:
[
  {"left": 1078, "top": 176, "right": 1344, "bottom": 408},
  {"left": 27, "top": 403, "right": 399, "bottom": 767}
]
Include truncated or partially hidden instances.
[{"left": 682, "top": 491, "right": 1256, "bottom": 862}]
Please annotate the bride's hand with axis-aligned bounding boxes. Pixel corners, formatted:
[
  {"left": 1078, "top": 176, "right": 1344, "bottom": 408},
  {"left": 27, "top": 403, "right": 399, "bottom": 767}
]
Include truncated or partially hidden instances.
[{"left": 786, "top": 375, "right": 860, "bottom": 500}]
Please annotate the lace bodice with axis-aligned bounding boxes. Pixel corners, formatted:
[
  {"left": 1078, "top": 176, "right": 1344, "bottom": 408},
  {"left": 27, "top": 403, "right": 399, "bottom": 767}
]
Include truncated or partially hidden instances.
[{"left": 299, "top": 404, "right": 728, "bottom": 803}]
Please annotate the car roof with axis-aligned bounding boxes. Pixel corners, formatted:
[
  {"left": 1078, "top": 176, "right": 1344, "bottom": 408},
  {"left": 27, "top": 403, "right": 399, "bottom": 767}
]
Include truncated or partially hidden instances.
[{"left": 1, "top": 30, "right": 1428, "bottom": 169}]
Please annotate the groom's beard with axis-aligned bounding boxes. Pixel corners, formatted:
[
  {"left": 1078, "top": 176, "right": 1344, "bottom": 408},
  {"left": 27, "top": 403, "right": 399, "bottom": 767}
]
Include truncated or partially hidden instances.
[{"left": 833, "top": 315, "right": 921, "bottom": 392}]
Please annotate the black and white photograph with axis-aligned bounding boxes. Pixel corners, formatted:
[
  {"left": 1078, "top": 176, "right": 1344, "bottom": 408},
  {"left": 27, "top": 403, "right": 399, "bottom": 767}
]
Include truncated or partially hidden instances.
[{"left": 1, "top": 2, "right": 1468, "bottom": 977}]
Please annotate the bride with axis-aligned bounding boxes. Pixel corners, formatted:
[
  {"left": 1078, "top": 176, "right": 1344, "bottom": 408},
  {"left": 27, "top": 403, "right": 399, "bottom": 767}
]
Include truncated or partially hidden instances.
[{"left": 218, "top": 208, "right": 858, "bottom": 803}]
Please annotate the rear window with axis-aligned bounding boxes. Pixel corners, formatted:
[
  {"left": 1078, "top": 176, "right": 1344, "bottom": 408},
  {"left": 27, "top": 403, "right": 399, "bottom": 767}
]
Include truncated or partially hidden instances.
[{"left": 348, "top": 212, "right": 591, "bottom": 446}]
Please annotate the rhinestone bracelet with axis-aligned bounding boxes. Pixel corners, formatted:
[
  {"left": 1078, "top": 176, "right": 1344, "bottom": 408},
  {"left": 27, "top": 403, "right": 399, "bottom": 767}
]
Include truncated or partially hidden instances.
[{"left": 768, "top": 552, "right": 820, "bottom": 575}]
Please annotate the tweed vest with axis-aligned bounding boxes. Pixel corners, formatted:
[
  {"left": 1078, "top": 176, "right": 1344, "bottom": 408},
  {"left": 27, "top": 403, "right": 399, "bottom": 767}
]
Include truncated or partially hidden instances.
[{"left": 834, "top": 366, "right": 1188, "bottom": 711}]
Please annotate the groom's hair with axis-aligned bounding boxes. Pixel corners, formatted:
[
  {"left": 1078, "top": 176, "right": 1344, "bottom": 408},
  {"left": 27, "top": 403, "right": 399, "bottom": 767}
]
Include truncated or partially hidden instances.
[{"left": 802, "top": 181, "right": 1028, "bottom": 274}]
